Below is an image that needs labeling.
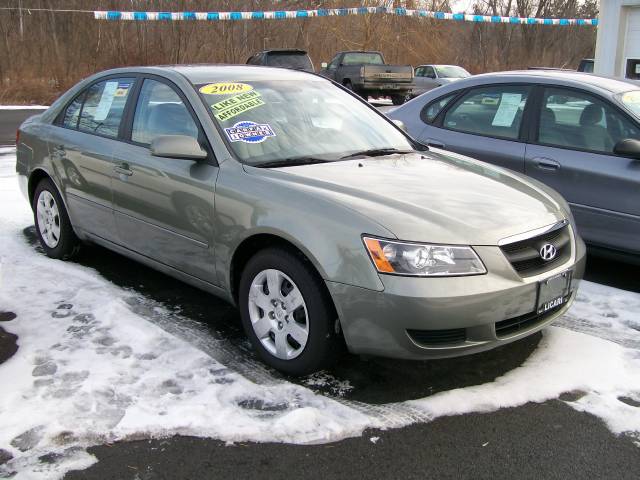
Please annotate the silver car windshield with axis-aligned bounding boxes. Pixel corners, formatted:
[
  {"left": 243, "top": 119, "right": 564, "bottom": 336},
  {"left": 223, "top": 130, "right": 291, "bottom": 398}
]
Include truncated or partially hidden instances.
[
  {"left": 197, "top": 79, "right": 413, "bottom": 165},
  {"left": 435, "top": 66, "right": 470, "bottom": 79},
  {"left": 617, "top": 90, "right": 640, "bottom": 119}
]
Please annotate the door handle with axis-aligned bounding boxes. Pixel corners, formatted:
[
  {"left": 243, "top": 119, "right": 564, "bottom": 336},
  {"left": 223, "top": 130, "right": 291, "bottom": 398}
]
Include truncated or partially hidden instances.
[
  {"left": 114, "top": 164, "right": 133, "bottom": 176},
  {"left": 534, "top": 158, "right": 560, "bottom": 171}
]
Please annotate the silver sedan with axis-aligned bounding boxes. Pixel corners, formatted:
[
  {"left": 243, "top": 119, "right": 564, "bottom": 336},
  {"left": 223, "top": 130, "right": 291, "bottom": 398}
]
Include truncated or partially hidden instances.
[{"left": 390, "top": 70, "right": 640, "bottom": 258}]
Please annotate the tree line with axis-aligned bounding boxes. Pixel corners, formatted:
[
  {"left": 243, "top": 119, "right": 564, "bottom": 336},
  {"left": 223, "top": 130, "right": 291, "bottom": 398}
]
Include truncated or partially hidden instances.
[{"left": 0, "top": 0, "right": 598, "bottom": 104}]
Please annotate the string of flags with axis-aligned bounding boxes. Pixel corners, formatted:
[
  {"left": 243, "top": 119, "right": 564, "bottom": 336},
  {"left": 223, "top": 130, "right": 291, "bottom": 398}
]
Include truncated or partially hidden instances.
[{"left": 93, "top": 6, "right": 598, "bottom": 26}]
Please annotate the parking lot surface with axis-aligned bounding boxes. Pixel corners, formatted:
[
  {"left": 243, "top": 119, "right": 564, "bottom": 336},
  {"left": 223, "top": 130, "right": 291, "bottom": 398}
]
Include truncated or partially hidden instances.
[{"left": 0, "top": 111, "right": 639, "bottom": 479}]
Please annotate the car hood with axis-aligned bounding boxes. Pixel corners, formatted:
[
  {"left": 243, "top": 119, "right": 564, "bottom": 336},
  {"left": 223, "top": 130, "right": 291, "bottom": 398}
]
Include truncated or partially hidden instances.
[{"left": 249, "top": 152, "right": 565, "bottom": 245}]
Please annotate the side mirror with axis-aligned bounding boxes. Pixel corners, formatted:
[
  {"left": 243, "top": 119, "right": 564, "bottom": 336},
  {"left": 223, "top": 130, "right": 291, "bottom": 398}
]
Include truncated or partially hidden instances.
[
  {"left": 392, "top": 119, "right": 408, "bottom": 132},
  {"left": 613, "top": 138, "right": 640, "bottom": 159},
  {"left": 321, "top": 62, "right": 328, "bottom": 69},
  {"left": 150, "top": 135, "right": 207, "bottom": 160}
]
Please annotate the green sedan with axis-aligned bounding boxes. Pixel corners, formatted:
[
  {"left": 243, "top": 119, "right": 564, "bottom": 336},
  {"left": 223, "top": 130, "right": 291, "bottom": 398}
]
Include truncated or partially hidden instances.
[{"left": 15, "top": 65, "right": 586, "bottom": 375}]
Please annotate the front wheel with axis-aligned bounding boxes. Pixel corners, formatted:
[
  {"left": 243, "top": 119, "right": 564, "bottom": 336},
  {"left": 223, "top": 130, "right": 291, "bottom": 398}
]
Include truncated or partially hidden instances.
[
  {"left": 33, "top": 178, "right": 80, "bottom": 260},
  {"left": 239, "top": 248, "right": 341, "bottom": 375}
]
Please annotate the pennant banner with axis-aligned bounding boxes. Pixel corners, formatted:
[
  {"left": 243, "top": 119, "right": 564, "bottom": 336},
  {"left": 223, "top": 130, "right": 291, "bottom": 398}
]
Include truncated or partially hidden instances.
[{"left": 94, "top": 7, "right": 598, "bottom": 26}]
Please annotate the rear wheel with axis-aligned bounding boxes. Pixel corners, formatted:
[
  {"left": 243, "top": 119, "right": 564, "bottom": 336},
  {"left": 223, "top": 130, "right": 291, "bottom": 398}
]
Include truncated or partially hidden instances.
[
  {"left": 33, "top": 178, "right": 80, "bottom": 260},
  {"left": 391, "top": 94, "right": 407, "bottom": 106},
  {"left": 239, "top": 248, "right": 341, "bottom": 375}
]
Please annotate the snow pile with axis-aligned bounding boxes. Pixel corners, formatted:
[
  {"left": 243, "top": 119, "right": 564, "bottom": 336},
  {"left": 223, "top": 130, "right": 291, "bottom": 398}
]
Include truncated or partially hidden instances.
[{"left": 0, "top": 147, "right": 639, "bottom": 478}]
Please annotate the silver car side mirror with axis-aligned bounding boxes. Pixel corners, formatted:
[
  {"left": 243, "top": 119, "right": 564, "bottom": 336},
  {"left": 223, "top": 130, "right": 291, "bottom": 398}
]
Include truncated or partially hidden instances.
[
  {"left": 150, "top": 135, "right": 208, "bottom": 160},
  {"left": 392, "top": 119, "right": 408, "bottom": 133}
]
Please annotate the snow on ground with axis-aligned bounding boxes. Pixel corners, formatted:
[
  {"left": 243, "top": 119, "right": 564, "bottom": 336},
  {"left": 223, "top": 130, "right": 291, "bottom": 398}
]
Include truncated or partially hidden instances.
[{"left": 0, "top": 147, "right": 639, "bottom": 478}]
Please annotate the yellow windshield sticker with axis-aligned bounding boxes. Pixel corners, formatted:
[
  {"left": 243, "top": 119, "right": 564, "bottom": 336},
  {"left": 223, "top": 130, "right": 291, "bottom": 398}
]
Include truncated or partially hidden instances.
[
  {"left": 212, "top": 90, "right": 265, "bottom": 122},
  {"left": 200, "top": 82, "right": 253, "bottom": 95},
  {"left": 622, "top": 91, "right": 640, "bottom": 104}
]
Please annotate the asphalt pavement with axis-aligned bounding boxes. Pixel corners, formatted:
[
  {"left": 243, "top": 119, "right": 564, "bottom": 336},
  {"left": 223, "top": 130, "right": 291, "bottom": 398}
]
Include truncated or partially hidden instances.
[{"left": 1, "top": 108, "right": 639, "bottom": 479}]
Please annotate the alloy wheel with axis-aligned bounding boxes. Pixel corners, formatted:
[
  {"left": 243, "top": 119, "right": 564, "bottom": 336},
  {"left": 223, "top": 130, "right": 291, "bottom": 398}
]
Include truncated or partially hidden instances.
[
  {"left": 247, "top": 268, "right": 309, "bottom": 360},
  {"left": 36, "top": 190, "right": 61, "bottom": 248}
]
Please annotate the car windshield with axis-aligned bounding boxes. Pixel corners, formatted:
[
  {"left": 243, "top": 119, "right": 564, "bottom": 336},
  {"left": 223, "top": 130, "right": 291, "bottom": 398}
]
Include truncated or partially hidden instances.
[
  {"left": 342, "top": 53, "right": 384, "bottom": 65},
  {"left": 435, "top": 66, "right": 471, "bottom": 79},
  {"left": 617, "top": 90, "right": 640, "bottom": 119},
  {"left": 266, "top": 53, "right": 313, "bottom": 70},
  {"left": 197, "top": 79, "right": 413, "bottom": 166}
]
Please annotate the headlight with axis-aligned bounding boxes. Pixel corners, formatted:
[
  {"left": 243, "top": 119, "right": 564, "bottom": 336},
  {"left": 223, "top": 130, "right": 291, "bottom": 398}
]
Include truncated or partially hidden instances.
[{"left": 363, "top": 237, "right": 486, "bottom": 277}]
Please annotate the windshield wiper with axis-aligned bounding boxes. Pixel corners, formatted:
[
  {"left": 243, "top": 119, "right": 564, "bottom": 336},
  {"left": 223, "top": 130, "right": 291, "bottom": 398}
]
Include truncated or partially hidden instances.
[
  {"left": 340, "top": 148, "right": 413, "bottom": 159},
  {"left": 255, "top": 157, "right": 333, "bottom": 168}
]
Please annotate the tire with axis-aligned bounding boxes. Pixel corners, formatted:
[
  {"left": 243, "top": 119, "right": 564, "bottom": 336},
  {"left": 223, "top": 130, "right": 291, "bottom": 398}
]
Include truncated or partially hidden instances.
[
  {"left": 238, "top": 247, "right": 341, "bottom": 375},
  {"left": 391, "top": 94, "right": 406, "bottom": 106},
  {"left": 33, "top": 177, "right": 80, "bottom": 260},
  {"left": 343, "top": 80, "right": 354, "bottom": 91}
]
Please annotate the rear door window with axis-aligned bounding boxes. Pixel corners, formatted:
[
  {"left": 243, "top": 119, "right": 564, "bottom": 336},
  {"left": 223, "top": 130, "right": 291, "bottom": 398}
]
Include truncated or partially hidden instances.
[
  {"left": 442, "top": 85, "right": 531, "bottom": 140},
  {"left": 78, "top": 78, "right": 135, "bottom": 138}
]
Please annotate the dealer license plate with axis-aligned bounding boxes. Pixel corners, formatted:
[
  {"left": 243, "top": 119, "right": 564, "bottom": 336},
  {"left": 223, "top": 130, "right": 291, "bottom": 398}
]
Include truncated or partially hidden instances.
[{"left": 537, "top": 270, "right": 572, "bottom": 315}]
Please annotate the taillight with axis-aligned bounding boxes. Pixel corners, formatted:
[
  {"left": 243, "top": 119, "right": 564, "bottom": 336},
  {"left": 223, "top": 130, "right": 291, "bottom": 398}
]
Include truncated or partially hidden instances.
[{"left": 16, "top": 129, "right": 20, "bottom": 145}]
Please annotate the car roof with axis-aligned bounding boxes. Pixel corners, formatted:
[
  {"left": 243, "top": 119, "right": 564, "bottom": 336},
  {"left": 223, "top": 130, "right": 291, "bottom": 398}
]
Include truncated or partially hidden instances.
[
  {"left": 470, "top": 70, "right": 637, "bottom": 94},
  {"left": 258, "top": 49, "right": 308, "bottom": 54},
  {"left": 417, "top": 64, "right": 462, "bottom": 68},
  {"left": 90, "top": 64, "right": 320, "bottom": 84}
]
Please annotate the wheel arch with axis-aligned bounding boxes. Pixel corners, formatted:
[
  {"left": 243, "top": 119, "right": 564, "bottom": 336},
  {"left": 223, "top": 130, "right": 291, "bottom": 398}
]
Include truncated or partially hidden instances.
[
  {"left": 229, "top": 232, "right": 332, "bottom": 308},
  {"left": 28, "top": 167, "right": 81, "bottom": 238},
  {"left": 28, "top": 168, "right": 56, "bottom": 207}
]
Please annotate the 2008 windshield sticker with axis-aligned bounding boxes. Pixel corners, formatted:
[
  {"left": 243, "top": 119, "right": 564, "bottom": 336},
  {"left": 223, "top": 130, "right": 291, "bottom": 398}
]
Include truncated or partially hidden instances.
[
  {"left": 212, "top": 90, "right": 265, "bottom": 121},
  {"left": 224, "top": 121, "right": 276, "bottom": 144},
  {"left": 199, "top": 82, "right": 253, "bottom": 95}
]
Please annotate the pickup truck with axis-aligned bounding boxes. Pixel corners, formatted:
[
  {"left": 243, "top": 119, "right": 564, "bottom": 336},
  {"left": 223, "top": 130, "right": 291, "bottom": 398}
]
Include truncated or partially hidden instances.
[{"left": 319, "top": 51, "right": 413, "bottom": 105}]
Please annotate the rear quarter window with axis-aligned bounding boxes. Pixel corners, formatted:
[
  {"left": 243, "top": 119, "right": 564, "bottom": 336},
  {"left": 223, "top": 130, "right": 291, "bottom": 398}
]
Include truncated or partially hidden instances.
[{"left": 61, "top": 92, "right": 85, "bottom": 129}]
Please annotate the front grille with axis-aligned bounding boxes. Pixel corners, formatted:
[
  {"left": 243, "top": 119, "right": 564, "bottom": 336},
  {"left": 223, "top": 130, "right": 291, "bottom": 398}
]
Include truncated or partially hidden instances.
[
  {"left": 407, "top": 328, "right": 467, "bottom": 346},
  {"left": 500, "top": 223, "right": 571, "bottom": 276},
  {"left": 495, "top": 295, "right": 569, "bottom": 337}
]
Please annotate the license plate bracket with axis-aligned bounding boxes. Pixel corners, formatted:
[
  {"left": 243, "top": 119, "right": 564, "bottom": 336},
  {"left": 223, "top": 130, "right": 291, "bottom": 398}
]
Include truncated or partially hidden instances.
[{"left": 537, "top": 270, "right": 572, "bottom": 315}]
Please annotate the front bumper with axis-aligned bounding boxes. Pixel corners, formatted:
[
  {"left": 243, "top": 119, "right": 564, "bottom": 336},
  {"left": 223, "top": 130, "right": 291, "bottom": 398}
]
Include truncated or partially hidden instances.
[{"left": 326, "top": 236, "right": 586, "bottom": 360}]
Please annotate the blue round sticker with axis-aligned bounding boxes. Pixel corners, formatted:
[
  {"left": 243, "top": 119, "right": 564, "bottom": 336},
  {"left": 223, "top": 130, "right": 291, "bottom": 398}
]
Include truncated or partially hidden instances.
[{"left": 224, "top": 121, "right": 276, "bottom": 144}]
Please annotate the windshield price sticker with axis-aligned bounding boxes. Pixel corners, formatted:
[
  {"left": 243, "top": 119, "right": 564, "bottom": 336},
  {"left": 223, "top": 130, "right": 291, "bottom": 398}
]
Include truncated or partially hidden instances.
[
  {"left": 224, "top": 121, "right": 276, "bottom": 143},
  {"left": 200, "top": 82, "right": 253, "bottom": 95},
  {"left": 212, "top": 91, "right": 265, "bottom": 121}
]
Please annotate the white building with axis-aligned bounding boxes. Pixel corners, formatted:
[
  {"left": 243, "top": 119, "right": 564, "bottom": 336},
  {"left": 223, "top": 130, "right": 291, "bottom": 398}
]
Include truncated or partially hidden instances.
[{"left": 594, "top": 0, "right": 640, "bottom": 78}]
